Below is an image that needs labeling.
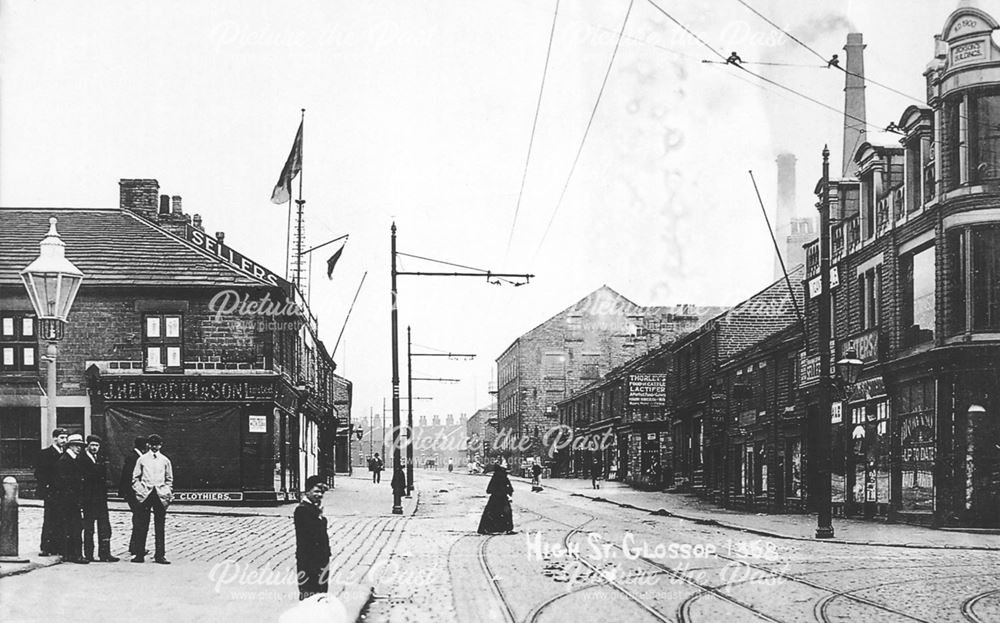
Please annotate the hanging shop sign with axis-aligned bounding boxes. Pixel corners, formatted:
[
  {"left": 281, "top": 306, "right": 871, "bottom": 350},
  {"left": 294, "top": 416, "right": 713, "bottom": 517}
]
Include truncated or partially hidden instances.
[
  {"left": 847, "top": 376, "right": 886, "bottom": 403},
  {"left": 99, "top": 377, "right": 276, "bottom": 402}
]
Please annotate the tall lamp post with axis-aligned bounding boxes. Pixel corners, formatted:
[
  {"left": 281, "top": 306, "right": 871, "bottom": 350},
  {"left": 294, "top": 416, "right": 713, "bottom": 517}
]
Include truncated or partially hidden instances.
[
  {"left": 19, "top": 217, "right": 84, "bottom": 442},
  {"left": 816, "top": 147, "right": 863, "bottom": 539}
]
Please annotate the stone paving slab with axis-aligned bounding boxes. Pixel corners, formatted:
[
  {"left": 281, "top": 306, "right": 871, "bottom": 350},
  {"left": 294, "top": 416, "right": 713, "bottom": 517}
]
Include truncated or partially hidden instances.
[{"left": 522, "top": 476, "right": 1000, "bottom": 550}]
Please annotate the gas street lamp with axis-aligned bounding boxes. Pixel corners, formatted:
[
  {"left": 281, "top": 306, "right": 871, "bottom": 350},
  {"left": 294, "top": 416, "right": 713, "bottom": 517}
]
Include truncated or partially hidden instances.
[
  {"left": 19, "top": 217, "right": 84, "bottom": 442},
  {"left": 835, "top": 348, "right": 864, "bottom": 386}
]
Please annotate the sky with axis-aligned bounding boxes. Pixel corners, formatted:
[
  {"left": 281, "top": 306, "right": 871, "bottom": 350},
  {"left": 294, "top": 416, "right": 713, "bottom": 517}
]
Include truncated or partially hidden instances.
[{"left": 0, "top": 0, "right": 987, "bottom": 425}]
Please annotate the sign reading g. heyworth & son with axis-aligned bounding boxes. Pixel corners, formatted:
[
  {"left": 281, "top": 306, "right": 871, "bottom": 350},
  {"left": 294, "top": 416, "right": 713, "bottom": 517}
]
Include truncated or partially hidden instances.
[
  {"left": 628, "top": 374, "right": 667, "bottom": 406},
  {"left": 99, "top": 377, "right": 275, "bottom": 402}
]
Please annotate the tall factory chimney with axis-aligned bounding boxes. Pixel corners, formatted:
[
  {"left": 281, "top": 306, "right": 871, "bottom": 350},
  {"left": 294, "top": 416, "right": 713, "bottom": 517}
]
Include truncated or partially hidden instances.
[
  {"left": 774, "top": 153, "right": 797, "bottom": 281},
  {"left": 842, "top": 33, "right": 867, "bottom": 178}
]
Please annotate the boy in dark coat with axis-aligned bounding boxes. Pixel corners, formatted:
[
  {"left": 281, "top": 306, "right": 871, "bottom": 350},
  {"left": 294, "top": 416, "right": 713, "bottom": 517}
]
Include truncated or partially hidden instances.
[
  {"left": 52, "top": 433, "right": 88, "bottom": 563},
  {"left": 80, "top": 435, "right": 119, "bottom": 561},
  {"left": 294, "top": 475, "right": 331, "bottom": 600}
]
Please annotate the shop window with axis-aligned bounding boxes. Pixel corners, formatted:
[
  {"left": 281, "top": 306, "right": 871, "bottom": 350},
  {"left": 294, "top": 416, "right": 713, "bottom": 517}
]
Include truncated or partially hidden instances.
[
  {"left": 143, "top": 313, "right": 183, "bottom": 373},
  {"left": 0, "top": 407, "right": 41, "bottom": 468},
  {"left": 900, "top": 244, "right": 936, "bottom": 347},
  {"left": 896, "top": 379, "right": 935, "bottom": 512},
  {"left": 947, "top": 225, "right": 1000, "bottom": 333},
  {"left": 692, "top": 417, "right": 703, "bottom": 468},
  {"left": 858, "top": 267, "right": 881, "bottom": 330},
  {"left": 785, "top": 439, "right": 802, "bottom": 498},
  {"left": 0, "top": 314, "right": 38, "bottom": 373}
]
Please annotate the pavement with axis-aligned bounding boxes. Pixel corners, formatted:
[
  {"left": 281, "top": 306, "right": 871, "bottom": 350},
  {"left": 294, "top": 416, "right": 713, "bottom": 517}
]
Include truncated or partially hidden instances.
[
  {"left": 0, "top": 474, "right": 417, "bottom": 623},
  {"left": 515, "top": 475, "right": 1000, "bottom": 550}
]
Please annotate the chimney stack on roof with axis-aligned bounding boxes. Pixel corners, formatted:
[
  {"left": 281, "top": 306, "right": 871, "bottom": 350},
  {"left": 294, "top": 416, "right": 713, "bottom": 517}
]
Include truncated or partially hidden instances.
[
  {"left": 192, "top": 214, "right": 203, "bottom": 231},
  {"left": 159, "top": 195, "right": 170, "bottom": 216},
  {"left": 119, "top": 179, "right": 160, "bottom": 221},
  {"left": 216, "top": 232, "right": 225, "bottom": 244},
  {"left": 842, "top": 33, "right": 867, "bottom": 178},
  {"left": 171, "top": 195, "right": 183, "bottom": 215}
]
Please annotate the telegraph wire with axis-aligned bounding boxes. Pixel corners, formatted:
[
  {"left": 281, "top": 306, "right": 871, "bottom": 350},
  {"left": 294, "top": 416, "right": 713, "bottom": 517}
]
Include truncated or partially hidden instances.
[
  {"left": 505, "top": 0, "right": 561, "bottom": 258},
  {"left": 534, "top": 0, "right": 635, "bottom": 258},
  {"left": 645, "top": 0, "right": 726, "bottom": 61},
  {"left": 733, "top": 0, "right": 827, "bottom": 64}
]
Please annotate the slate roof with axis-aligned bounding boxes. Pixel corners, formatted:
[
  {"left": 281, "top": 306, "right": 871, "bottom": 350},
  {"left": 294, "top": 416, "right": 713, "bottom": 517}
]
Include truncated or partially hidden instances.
[
  {"left": 0, "top": 208, "right": 272, "bottom": 288},
  {"left": 715, "top": 264, "right": 806, "bottom": 360}
]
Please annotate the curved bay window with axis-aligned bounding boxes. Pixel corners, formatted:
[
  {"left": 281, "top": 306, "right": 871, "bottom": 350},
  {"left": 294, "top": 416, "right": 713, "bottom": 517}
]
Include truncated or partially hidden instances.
[
  {"left": 947, "top": 225, "right": 1000, "bottom": 334},
  {"left": 944, "top": 88, "right": 1000, "bottom": 189}
]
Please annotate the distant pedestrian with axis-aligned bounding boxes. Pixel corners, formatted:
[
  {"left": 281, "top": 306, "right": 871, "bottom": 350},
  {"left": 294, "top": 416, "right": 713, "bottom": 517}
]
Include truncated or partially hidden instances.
[
  {"left": 80, "top": 435, "right": 119, "bottom": 562},
  {"left": 447, "top": 457, "right": 454, "bottom": 473},
  {"left": 132, "top": 433, "right": 173, "bottom": 564},
  {"left": 590, "top": 457, "right": 602, "bottom": 490},
  {"left": 294, "top": 475, "right": 331, "bottom": 601},
  {"left": 34, "top": 427, "right": 68, "bottom": 556},
  {"left": 392, "top": 462, "right": 408, "bottom": 497},
  {"left": 120, "top": 436, "right": 148, "bottom": 558},
  {"left": 531, "top": 461, "right": 543, "bottom": 492},
  {"left": 52, "top": 433, "right": 88, "bottom": 564},
  {"left": 477, "top": 461, "right": 514, "bottom": 535},
  {"left": 371, "top": 453, "right": 384, "bottom": 484}
]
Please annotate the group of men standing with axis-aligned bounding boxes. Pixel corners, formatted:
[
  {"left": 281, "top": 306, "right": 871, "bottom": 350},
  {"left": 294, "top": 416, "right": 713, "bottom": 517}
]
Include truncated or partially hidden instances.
[{"left": 34, "top": 428, "right": 174, "bottom": 564}]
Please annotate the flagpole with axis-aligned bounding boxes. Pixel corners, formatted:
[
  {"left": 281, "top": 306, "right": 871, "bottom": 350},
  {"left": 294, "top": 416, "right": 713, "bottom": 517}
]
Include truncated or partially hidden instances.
[
  {"left": 331, "top": 271, "right": 367, "bottom": 359},
  {"left": 294, "top": 109, "right": 306, "bottom": 296}
]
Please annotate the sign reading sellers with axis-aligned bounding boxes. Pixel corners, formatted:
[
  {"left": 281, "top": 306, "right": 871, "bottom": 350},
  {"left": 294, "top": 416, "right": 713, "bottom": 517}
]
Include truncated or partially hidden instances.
[{"left": 628, "top": 374, "right": 667, "bottom": 406}]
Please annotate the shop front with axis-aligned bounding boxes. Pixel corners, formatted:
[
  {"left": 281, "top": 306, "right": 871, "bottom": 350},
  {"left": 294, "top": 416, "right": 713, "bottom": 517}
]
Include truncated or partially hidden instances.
[{"left": 92, "top": 374, "right": 304, "bottom": 504}]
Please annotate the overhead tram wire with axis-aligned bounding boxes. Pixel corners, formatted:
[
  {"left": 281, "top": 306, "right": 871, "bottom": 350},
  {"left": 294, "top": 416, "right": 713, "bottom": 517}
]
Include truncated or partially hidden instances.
[
  {"left": 734, "top": 0, "right": 927, "bottom": 106},
  {"left": 533, "top": 0, "right": 635, "bottom": 259},
  {"left": 643, "top": 0, "right": 892, "bottom": 136},
  {"left": 505, "top": 0, "right": 561, "bottom": 259}
]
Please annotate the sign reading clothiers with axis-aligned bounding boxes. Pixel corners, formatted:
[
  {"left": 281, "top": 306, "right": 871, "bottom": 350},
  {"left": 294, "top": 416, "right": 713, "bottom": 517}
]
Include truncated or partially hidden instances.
[
  {"left": 100, "top": 377, "right": 275, "bottom": 402},
  {"left": 628, "top": 374, "right": 667, "bottom": 406}
]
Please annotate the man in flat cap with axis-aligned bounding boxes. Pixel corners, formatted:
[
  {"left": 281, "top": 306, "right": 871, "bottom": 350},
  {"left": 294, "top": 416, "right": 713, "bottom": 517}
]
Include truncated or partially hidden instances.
[
  {"left": 132, "top": 433, "right": 173, "bottom": 564},
  {"left": 52, "top": 433, "right": 88, "bottom": 563},
  {"left": 119, "top": 436, "right": 147, "bottom": 559},
  {"left": 294, "top": 475, "right": 331, "bottom": 600},
  {"left": 80, "top": 434, "right": 119, "bottom": 562},
  {"left": 34, "top": 427, "right": 68, "bottom": 556}
]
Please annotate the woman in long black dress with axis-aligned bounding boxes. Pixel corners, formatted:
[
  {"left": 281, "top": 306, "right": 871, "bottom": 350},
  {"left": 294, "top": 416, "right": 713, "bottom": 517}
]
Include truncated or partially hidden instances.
[{"left": 477, "top": 463, "right": 514, "bottom": 534}]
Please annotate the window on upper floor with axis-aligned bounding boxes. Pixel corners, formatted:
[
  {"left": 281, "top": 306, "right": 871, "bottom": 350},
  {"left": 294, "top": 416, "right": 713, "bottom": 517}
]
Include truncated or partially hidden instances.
[
  {"left": 944, "top": 88, "right": 1000, "bottom": 189},
  {"left": 900, "top": 244, "right": 936, "bottom": 348},
  {"left": 143, "top": 313, "right": 183, "bottom": 373},
  {"left": 0, "top": 314, "right": 37, "bottom": 373},
  {"left": 858, "top": 267, "right": 881, "bottom": 330},
  {"left": 948, "top": 225, "right": 1000, "bottom": 334},
  {"left": 580, "top": 353, "right": 599, "bottom": 380},
  {"left": 861, "top": 170, "right": 876, "bottom": 240},
  {"left": 906, "top": 136, "right": 934, "bottom": 212},
  {"left": 543, "top": 352, "right": 566, "bottom": 380},
  {"left": 840, "top": 185, "right": 860, "bottom": 221}
]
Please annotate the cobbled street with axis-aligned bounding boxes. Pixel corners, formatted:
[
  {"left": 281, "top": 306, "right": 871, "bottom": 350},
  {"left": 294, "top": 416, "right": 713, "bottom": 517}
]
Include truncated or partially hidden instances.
[{"left": 4, "top": 472, "right": 1000, "bottom": 623}]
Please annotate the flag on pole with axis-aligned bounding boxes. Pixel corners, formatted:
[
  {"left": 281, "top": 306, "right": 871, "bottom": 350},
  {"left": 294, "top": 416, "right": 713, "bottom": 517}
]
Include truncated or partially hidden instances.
[
  {"left": 270, "top": 120, "right": 303, "bottom": 204},
  {"left": 327, "top": 239, "right": 347, "bottom": 279}
]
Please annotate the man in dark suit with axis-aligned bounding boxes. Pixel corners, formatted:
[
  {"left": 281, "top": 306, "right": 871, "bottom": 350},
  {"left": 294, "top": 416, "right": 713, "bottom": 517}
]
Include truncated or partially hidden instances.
[
  {"left": 80, "top": 435, "right": 119, "bottom": 562},
  {"left": 34, "top": 427, "right": 68, "bottom": 556},
  {"left": 294, "top": 475, "right": 331, "bottom": 600},
  {"left": 52, "top": 433, "right": 88, "bottom": 563},
  {"left": 119, "top": 436, "right": 147, "bottom": 558}
]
